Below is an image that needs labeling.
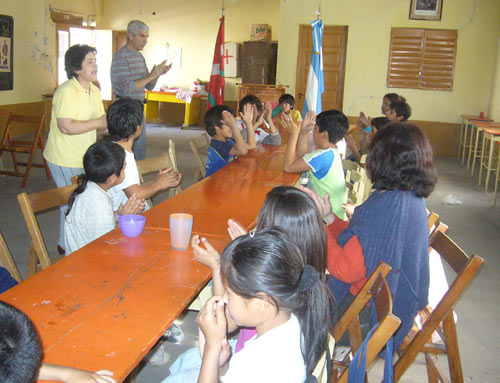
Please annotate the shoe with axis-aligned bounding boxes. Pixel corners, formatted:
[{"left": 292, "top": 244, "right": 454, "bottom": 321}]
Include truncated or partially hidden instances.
[
  {"left": 57, "top": 245, "right": 65, "bottom": 255},
  {"left": 163, "top": 322, "right": 184, "bottom": 343},
  {"left": 144, "top": 343, "right": 170, "bottom": 366}
]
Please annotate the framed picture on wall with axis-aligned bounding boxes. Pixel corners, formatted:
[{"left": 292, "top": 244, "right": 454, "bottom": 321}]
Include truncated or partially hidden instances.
[
  {"left": 409, "top": 0, "right": 443, "bottom": 21},
  {"left": 0, "top": 14, "right": 13, "bottom": 91}
]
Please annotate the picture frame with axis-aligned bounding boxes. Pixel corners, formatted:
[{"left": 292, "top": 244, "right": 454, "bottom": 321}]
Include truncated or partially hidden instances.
[
  {"left": 409, "top": 0, "right": 443, "bottom": 21},
  {"left": 0, "top": 14, "right": 13, "bottom": 91}
]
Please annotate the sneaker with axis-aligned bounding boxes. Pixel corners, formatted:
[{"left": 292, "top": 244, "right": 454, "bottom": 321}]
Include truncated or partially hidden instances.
[
  {"left": 144, "top": 343, "right": 170, "bottom": 366},
  {"left": 163, "top": 322, "right": 184, "bottom": 343}
]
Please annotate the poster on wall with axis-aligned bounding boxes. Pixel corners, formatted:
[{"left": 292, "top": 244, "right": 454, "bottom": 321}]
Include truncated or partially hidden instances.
[
  {"left": 0, "top": 15, "right": 13, "bottom": 90},
  {"left": 409, "top": 0, "right": 443, "bottom": 21},
  {"left": 0, "top": 37, "right": 11, "bottom": 72}
]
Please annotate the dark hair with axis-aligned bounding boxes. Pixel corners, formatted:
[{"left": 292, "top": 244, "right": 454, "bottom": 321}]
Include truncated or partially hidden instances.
[
  {"left": 221, "top": 228, "right": 333, "bottom": 377},
  {"left": 279, "top": 93, "right": 295, "bottom": 108},
  {"left": 384, "top": 93, "right": 406, "bottom": 104},
  {"left": 367, "top": 123, "right": 437, "bottom": 198},
  {"left": 256, "top": 186, "right": 326, "bottom": 273},
  {"left": 316, "top": 110, "right": 349, "bottom": 144},
  {"left": 204, "top": 104, "right": 234, "bottom": 137},
  {"left": 64, "top": 44, "right": 97, "bottom": 79},
  {"left": 390, "top": 101, "right": 412, "bottom": 121},
  {"left": 0, "top": 301, "right": 42, "bottom": 383},
  {"left": 238, "top": 94, "right": 262, "bottom": 114},
  {"left": 107, "top": 98, "right": 144, "bottom": 141},
  {"left": 371, "top": 116, "right": 390, "bottom": 131},
  {"left": 66, "top": 141, "right": 126, "bottom": 216}
]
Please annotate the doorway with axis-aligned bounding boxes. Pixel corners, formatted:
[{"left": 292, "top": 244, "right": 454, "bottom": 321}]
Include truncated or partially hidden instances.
[{"left": 295, "top": 25, "right": 348, "bottom": 113}]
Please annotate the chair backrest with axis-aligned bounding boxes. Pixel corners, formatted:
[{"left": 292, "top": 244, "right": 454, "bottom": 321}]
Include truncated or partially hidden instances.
[
  {"left": 136, "top": 149, "right": 181, "bottom": 207},
  {"left": 427, "top": 211, "right": 439, "bottom": 231},
  {"left": 17, "top": 184, "right": 77, "bottom": 276},
  {"left": 393, "top": 230, "right": 484, "bottom": 382},
  {"left": 189, "top": 133, "right": 210, "bottom": 182},
  {"left": 332, "top": 262, "right": 401, "bottom": 383},
  {"left": 342, "top": 159, "right": 366, "bottom": 205},
  {"left": 136, "top": 152, "right": 174, "bottom": 184},
  {"left": 4, "top": 114, "right": 44, "bottom": 137},
  {"left": 168, "top": 139, "right": 178, "bottom": 172},
  {"left": 0, "top": 230, "right": 22, "bottom": 282}
]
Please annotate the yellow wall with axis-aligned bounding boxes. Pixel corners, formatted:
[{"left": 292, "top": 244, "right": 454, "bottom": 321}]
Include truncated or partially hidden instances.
[
  {"left": 101, "top": 0, "right": 280, "bottom": 101},
  {"left": 0, "top": 0, "right": 102, "bottom": 106},
  {"left": 277, "top": 0, "right": 500, "bottom": 123},
  {"left": 489, "top": 35, "right": 500, "bottom": 121}
]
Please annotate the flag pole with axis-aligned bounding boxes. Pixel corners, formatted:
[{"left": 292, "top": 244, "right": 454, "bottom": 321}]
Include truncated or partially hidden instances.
[{"left": 316, "top": 1, "right": 321, "bottom": 19}]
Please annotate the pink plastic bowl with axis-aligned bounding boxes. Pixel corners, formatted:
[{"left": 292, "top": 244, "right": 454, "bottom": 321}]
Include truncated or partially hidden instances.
[{"left": 117, "top": 215, "right": 146, "bottom": 237}]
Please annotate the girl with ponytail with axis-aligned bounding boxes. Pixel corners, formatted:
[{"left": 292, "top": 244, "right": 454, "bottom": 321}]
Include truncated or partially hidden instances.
[
  {"left": 197, "top": 228, "right": 333, "bottom": 383},
  {"left": 64, "top": 141, "right": 144, "bottom": 255}
]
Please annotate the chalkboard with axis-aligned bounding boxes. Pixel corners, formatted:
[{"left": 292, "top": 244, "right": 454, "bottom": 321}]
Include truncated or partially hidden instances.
[{"left": 0, "top": 15, "right": 13, "bottom": 91}]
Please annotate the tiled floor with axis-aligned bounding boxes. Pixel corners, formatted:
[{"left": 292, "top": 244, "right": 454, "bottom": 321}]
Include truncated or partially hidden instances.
[{"left": 1, "top": 125, "right": 499, "bottom": 382}]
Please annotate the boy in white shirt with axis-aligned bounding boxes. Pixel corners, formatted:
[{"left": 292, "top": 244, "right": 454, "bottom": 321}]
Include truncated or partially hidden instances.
[{"left": 107, "top": 98, "right": 181, "bottom": 211}]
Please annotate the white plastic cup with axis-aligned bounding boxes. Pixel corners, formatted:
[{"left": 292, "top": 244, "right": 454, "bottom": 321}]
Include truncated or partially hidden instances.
[{"left": 169, "top": 213, "right": 193, "bottom": 250}]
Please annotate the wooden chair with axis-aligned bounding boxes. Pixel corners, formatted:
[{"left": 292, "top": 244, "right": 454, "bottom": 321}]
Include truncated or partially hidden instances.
[
  {"left": 136, "top": 150, "right": 181, "bottom": 208},
  {"left": 394, "top": 230, "right": 484, "bottom": 383},
  {"left": 343, "top": 159, "right": 366, "bottom": 205},
  {"left": 0, "top": 113, "right": 51, "bottom": 187},
  {"left": 359, "top": 154, "right": 374, "bottom": 202},
  {"left": 0, "top": 230, "right": 22, "bottom": 282},
  {"left": 331, "top": 262, "right": 402, "bottom": 383},
  {"left": 17, "top": 184, "right": 77, "bottom": 278},
  {"left": 189, "top": 133, "right": 210, "bottom": 182}
]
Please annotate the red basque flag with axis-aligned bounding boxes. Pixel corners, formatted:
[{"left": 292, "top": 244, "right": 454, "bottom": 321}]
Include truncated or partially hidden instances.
[{"left": 207, "top": 16, "right": 225, "bottom": 108}]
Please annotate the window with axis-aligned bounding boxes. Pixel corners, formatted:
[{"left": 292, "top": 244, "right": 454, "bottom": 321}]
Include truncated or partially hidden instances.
[
  {"left": 387, "top": 28, "right": 457, "bottom": 91},
  {"left": 56, "top": 24, "right": 113, "bottom": 100}
]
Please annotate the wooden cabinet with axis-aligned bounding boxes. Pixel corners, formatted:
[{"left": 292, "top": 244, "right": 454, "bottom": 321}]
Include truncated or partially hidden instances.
[{"left": 241, "top": 41, "right": 278, "bottom": 85}]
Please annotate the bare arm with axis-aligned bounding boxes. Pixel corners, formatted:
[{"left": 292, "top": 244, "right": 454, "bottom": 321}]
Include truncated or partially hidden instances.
[
  {"left": 221, "top": 111, "right": 249, "bottom": 156},
  {"left": 297, "top": 111, "right": 316, "bottom": 157},
  {"left": 283, "top": 115, "right": 312, "bottom": 173},
  {"left": 57, "top": 115, "right": 106, "bottom": 135},
  {"left": 264, "top": 102, "right": 278, "bottom": 135},
  {"left": 38, "top": 363, "right": 116, "bottom": 383},
  {"left": 124, "top": 168, "right": 181, "bottom": 200},
  {"left": 134, "top": 61, "right": 171, "bottom": 91}
]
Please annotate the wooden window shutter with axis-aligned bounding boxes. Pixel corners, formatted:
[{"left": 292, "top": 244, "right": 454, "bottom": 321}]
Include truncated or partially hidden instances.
[{"left": 387, "top": 28, "right": 457, "bottom": 91}]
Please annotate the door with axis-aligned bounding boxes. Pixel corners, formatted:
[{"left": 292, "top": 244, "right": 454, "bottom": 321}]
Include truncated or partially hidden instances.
[{"left": 295, "top": 25, "right": 348, "bottom": 113}]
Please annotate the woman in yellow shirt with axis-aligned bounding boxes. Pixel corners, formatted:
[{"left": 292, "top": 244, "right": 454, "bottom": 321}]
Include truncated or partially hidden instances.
[{"left": 43, "top": 44, "right": 107, "bottom": 255}]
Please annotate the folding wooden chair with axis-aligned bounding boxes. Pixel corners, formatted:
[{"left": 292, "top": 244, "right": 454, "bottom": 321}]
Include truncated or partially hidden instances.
[
  {"left": 0, "top": 230, "right": 22, "bottom": 282},
  {"left": 0, "top": 113, "right": 51, "bottom": 187},
  {"left": 343, "top": 159, "right": 366, "bottom": 206},
  {"left": 136, "top": 148, "right": 181, "bottom": 208},
  {"left": 331, "top": 262, "right": 402, "bottom": 383},
  {"left": 394, "top": 230, "right": 484, "bottom": 383},
  {"left": 17, "top": 184, "right": 77, "bottom": 278},
  {"left": 189, "top": 133, "right": 210, "bottom": 182}
]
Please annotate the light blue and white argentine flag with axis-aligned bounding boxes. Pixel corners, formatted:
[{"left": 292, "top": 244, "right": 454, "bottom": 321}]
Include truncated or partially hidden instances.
[{"left": 303, "top": 19, "right": 324, "bottom": 115}]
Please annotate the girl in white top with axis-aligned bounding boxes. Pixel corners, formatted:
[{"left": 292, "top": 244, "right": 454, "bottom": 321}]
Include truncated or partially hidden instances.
[
  {"left": 64, "top": 141, "right": 144, "bottom": 255},
  {"left": 196, "top": 228, "right": 333, "bottom": 383}
]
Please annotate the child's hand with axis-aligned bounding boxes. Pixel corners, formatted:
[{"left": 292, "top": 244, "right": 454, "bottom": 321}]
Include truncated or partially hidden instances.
[
  {"left": 198, "top": 328, "right": 232, "bottom": 367},
  {"left": 357, "top": 112, "right": 369, "bottom": 129},
  {"left": 301, "top": 111, "right": 316, "bottom": 133},
  {"left": 342, "top": 203, "right": 356, "bottom": 221},
  {"left": 39, "top": 364, "right": 117, "bottom": 383},
  {"left": 281, "top": 113, "right": 300, "bottom": 136},
  {"left": 222, "top": 110, "right": 237, "bottom": 129},
  {"left": 118, "top": 194, "right": 145, "bottom": 215},
  {"left": 227, "top": 219, "right": 248, "bottom": 240},
  {"left": 255, "top": 107, "right": 266, "bottom": 128},
  {"left": 298, "top": 186, "right": 336, "bottom": 225},
  {"left": 192, "top": 235, "right": 221, "bottom": 271},
  {"left": 70, "top": 370, "right": 116, "bottom": 383},
  {"left": 239, "top": 104, "right": 254, "bottom": 130},
  {"left": 345, "top": 134, "right": 359, "bottom": 153},
  {"left": 157, "top": 167, "right": 182, "bottom": 188},
  {"left": 197, "top": 296, "right": 227, "bottom": 346}
]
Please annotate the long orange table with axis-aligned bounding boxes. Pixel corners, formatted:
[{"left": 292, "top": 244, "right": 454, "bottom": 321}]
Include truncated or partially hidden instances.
[{"left": 0, "top": 142, "right": 298, "bottom": 382}]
